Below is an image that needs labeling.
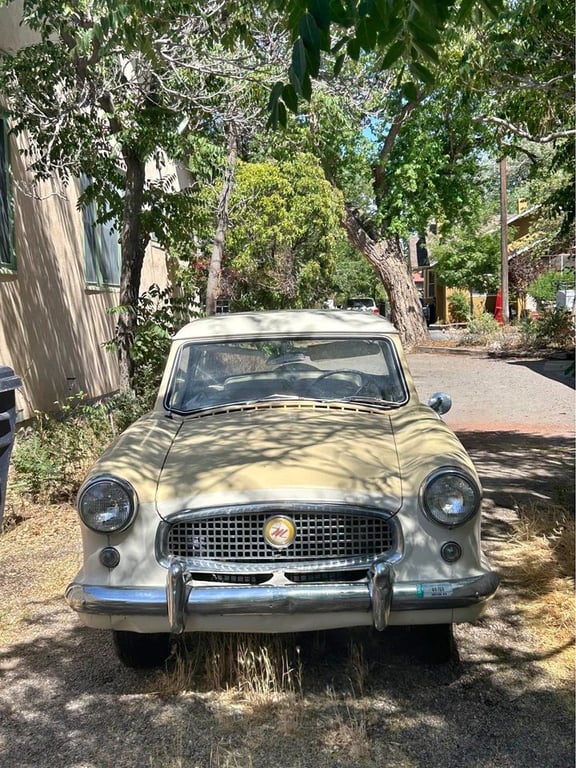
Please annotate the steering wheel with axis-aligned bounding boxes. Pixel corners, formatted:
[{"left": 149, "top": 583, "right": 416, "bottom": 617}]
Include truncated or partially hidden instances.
[{"left": 308, "top": 370, "right": 365, "bottom": 398}]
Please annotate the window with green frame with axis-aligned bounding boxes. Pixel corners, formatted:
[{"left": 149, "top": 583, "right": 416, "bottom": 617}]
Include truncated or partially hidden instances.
[
  {"left": 0, "top": 117, "right": 15, "bottom": 272},
  {"left": 81, "top": 175, "right": 121, "bottom": 288}
]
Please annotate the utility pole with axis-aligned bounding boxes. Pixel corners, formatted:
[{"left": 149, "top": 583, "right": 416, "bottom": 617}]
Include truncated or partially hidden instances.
[{"left": 499, "top": 157, "right": 510, "bottom": 324}]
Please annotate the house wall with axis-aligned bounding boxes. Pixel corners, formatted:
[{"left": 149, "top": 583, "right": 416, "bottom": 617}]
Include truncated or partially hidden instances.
[{"left": 0, "top": 132, "right": 169, "bottom": 422}]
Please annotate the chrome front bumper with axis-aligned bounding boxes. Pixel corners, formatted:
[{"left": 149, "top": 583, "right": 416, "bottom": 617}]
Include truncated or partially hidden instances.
[{"left": 66, "top": 559, "right": 500, "bottom": 634}]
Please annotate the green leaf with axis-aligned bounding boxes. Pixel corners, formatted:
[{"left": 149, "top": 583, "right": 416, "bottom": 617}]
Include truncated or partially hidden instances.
[
  {"left": 268, "top": 81, "right": 285, "bottom": 112},
  {"left": 407, "top": 19, "right": 442, "bottom": 46},
  {"left": 289, "top": 65, "right": 302, "bottom": 95},
  {"left": 333, "top": 53, "right": 345, "bottom": 77},
  {"left": 377, "top": 18, "right": 403, "bottom": 46},
  {"left": 330, "top": 0, "right": 355, "bottom": 26},
  {"left": 478, "top": 0, "right": 503, "bottom": 19},
  {"left": 282, "top": 83, "right": 299, "bottom": 113},
  {"left": 410, "top": 0, "right": 440, "bottom": 25},
  {"left": 380, "top": 40, "right": 405, "bottom": 68},
  {"left": 371, "top": 1, "right": 392, "bottom": 27},
  {"left": 277, "top": 100, "right": 288, "bottom": 129},
  {"left": 309, "top": 0, "right": 332, "bottom": 30},
  {"left": 455, "top": 0, "right": 476, "bottom": 24},
  {"left": 408, "top": 60, "right": 435, "bottom": 84},
  {"left": 299, "top": 12, "right": 320, "bottom": 50},
  {"left": 318, "top": 27, "right": 331, "bottom": 53},
  {"left": 357, "top": 17, "right": 378, "bottom": 52},
  {"left": 291, "top": 38, "right": 307, "bottom": 81},
  {"left": 346, "top": 37, "right": 361, "bottom": 61},
  {"left": 411, "top": 38, "right": 440, "bottom": 64},
  {"left": 401, "top": 81, "right": 418, "bottom": 101},
  {"left": 331, "top": 36, "right": 348, "bottom": 54},
  {"left": 305, "top": 45, "right": 321, "bottom": 78},
  {"left": 301, "top": 72, "right": 312, "bottom": 100}
]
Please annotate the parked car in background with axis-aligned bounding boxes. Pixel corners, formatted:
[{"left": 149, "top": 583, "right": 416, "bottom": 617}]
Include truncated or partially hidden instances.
[
  {"left": 345, "top": 297, "right": 379, "bottom": 313},
  {"left": 66, "top": 310, "right": 498, "bottom": 668}
]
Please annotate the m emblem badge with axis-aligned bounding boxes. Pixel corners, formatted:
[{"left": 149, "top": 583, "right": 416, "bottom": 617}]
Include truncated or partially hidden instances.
[{"left": 263, "top": 516, "right": 296, "bottom": 549}]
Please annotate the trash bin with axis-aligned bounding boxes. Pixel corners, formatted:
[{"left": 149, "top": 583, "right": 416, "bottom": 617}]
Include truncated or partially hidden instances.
[{"left": 0, "top": 366, "right": 22, "bottom": 530}]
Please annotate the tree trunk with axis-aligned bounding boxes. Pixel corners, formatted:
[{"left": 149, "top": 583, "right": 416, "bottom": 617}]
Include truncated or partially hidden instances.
[
  {"left": 342, "top": 205, "right": 428, "bottom": 347},
  {"left": 206, "top": 126, "right": 239, "bottom": 315},
  {"left": 117, "top": 145, "right": 149, "bottom": 390}
]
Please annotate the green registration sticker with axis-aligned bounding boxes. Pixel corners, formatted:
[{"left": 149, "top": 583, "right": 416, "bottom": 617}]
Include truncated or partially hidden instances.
[{"left": 416, "top": 583, "right": 453, "bottom": 598}]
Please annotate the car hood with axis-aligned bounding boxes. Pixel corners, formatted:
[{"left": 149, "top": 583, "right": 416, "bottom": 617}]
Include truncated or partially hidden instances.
[
  {"left": 391, "top": 403, "right": 479, "bottom": 484},
  {"left": 155, "top": 405, "right": 403, "bottom": 517}
]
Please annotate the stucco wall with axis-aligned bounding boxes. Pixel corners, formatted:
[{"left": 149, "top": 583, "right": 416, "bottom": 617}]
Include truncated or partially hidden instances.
[{"left": 0, "top": 132, "right": 169, "bottom": 421}]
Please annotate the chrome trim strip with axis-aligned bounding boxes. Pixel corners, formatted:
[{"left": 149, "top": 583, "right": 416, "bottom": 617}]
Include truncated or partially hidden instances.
[{"left": 66, "top": 569, "right": 499, "bottom": 633}]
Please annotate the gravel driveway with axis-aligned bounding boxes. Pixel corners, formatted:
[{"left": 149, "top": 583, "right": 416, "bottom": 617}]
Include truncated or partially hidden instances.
[{"left": 0, "top": 352, "right": 574, "bottom": 768}]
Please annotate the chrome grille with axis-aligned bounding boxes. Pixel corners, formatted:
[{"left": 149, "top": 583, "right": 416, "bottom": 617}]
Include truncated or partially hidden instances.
[{"left": 165, "top": 510, "right": 395, "bottom": 562}]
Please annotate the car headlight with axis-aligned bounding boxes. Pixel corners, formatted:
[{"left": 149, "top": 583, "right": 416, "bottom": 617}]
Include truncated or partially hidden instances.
[
  {"left": 421, "top": 468, "right": 481, "bottom": 527},
  {"left": 77, "top": 477, "right": 137, "bottom": 533}
]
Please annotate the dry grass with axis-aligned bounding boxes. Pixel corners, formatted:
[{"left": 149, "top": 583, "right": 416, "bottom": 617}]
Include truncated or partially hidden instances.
[
  {"left": 152, "top": 633, "right": 304, "bottom": 700},
  {"left": 502, "top": 501, "right": 575, "bottom": 685},
  {"left": 0, "top": 493, "right": 80, "bottom": 646}
]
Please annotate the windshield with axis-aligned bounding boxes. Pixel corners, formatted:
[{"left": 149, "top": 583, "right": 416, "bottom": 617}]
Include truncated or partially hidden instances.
[
  {"left": 346, "top": 298, "right": 375, "bottom": 310},
  {"left": 165, "top": 336, "right": 408, "bottom": 414}
]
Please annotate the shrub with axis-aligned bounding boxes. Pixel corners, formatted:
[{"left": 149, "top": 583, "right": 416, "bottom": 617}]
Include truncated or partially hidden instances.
[
  {"left": 105, "top": 389, "right": 150, "bottom": 434},
  {"left": 528, "top": 270, "right": 574, "bottom": 305},
  {"left": 466, "top": 313, "right": 500, "bottom": 336},
  {"left": 520, "top": 308, "right": 575, "bottom": 350},
  {"left": 448, "top": 291, "right": 470, "bottom": 323},
  {"left": 11, "top": 395, "right": 115, "bottom": 503}
]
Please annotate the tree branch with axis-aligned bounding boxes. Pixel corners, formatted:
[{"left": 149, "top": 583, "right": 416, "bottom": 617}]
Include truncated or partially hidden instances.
[{"left": 483, "top": 116, "right": 575, "bottom": 143}]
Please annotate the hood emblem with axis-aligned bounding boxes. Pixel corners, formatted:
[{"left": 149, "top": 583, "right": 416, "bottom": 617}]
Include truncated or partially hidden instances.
[{"left": 263, "top": 516, "right": 296, "bottom": 549}]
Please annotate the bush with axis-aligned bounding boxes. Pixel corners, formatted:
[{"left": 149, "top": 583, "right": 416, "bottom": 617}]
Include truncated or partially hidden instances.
[
  {"left": 12, "top": 395, "right": 115, "bottom": 503},
  {"left": 105, "top": 389, "right": 150, "bottom": 434},
  {"left": 520, "top": 308, "right": 575, "bottom": 350},
  {"left": 466, "top": 313, "right": 500, "bottom": 336},
  {"left": 528, "top": 270, "right": 575, "bottom": 305},
  {"left": 448, "top": 291, "right": 470, "bottom": 323}
]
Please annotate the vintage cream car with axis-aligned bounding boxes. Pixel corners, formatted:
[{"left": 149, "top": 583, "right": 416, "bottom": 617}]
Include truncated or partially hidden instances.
[{"left": 66, "top": 310, "right": 499, "bottom": 668}]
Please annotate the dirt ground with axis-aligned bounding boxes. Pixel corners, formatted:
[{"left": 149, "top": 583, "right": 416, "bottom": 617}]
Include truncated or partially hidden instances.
[{"left": 0, "top": 351, "right": 574, "bottom": 768}]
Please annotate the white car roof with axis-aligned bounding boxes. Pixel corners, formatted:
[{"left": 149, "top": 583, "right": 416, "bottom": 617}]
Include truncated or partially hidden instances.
[{"left": 173, "top": 309, "right": 397, "bottom": 341}]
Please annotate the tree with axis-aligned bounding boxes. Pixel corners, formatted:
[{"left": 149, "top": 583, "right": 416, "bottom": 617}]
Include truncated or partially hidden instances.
[
  {"left": 0, "top": 0, "right": 284, "bottom": 387},
  {"left": 223, "top": 152, "right": 343, "bottom": 309},
  {"left": 276, "top": 59, "right": 493, "bottom": 344},
  {"left": 268, "top": 0, "right": 501, "bottom": 126},
  {"left": 265, "top": 0, "right": 572, "bottom": 342},
  {"left": 462, "top": 0, "right": 575, "bottom": 244},
  {"left": 431, "top": 225, "right": 500, "bottom": 314}
]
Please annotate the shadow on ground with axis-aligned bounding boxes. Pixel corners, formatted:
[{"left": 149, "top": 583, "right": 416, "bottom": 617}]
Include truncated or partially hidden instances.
[
  {"left": 507, "top": 357, "right": 575, "bottom": 389},
  {"left": 0, "top": 601, "right": 574, "bottom": 768},
  {"left": 457, "top": 430, "right": 575, "bottom": 512}
]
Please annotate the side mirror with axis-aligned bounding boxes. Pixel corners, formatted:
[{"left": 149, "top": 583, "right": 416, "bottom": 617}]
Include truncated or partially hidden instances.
[{"left": 427, "top": 392, "right": 452, "bottom": 415}]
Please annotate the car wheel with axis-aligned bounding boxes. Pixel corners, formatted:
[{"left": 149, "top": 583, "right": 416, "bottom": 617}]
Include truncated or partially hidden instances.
[
  {"left": 415, "top": 623, "right": 459, "bottom": 664},
  {"left": 112, "top": 630, "right": 172, "bottom": 669}
]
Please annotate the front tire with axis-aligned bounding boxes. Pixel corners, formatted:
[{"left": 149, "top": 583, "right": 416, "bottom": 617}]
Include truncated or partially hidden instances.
[
  {"left": 112, "top": 631, "right": 172, "bottom": 669},
  {"left": 415, "top": 623, "right": 459, "bottom": 664}
]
